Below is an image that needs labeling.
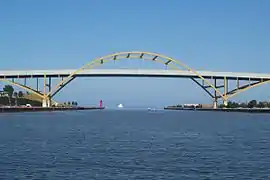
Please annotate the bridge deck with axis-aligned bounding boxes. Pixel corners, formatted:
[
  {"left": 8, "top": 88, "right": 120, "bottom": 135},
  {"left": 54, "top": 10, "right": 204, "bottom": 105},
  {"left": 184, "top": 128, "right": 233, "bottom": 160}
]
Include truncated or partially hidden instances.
[{"left": 0, "top": 69, "right": 270, "bottom": 81}]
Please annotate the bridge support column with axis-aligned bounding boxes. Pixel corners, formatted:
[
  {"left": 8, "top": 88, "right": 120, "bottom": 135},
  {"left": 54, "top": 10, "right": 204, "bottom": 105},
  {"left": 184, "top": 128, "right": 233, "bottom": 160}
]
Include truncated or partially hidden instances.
[
  {"left": 213, "top": 79, "right": 218, "bottom": 109},
  {"left": 223, "top": 77, "right": 228, "bottom": 107},
  {"left": 42, "top": 73, "right": 51, "bottom": 107},
  {"left": 223, "top": 100, "right": 228, "bottom": 107},
  {"left": 213, "top": 99, "right": 218, "bottom": 109},
  {"left": 42, "top": 98, "right": 51, "bottom": 107},
  {"left": 48, "top": 77, "right": 51, "bottom": 92},
  {"left": 42, "top": 98, "right": 48, "bottom": 107}
]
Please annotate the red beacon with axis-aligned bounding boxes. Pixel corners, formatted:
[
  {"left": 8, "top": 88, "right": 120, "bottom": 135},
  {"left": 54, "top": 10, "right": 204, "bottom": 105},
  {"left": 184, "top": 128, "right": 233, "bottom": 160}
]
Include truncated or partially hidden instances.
[{"left": 99, "top": 100, "right": 103, "bottom": 108}]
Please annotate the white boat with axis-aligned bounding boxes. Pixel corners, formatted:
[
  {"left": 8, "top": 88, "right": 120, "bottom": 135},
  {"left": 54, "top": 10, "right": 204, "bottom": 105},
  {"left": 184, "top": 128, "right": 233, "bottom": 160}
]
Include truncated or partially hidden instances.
[
  {"left": 148, "top": 108, "right": 156, "bottom": 111},
  {"left": 118, "top": 104, "right": 123, "bottom": 108}
]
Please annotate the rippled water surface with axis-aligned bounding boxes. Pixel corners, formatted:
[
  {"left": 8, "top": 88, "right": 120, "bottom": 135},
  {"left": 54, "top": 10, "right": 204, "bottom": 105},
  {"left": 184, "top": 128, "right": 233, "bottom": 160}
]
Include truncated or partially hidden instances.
[{"left": 0, "top": 110, "right": 270, "bottom": 179}]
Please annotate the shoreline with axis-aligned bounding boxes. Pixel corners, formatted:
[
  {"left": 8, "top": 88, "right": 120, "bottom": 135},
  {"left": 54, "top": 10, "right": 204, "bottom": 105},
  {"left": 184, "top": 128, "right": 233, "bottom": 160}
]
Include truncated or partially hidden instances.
[
  {"left": 0, "top": 106, "right": 105, "bottom": 113},
  {"left": 164, "top": 107, "right": 270, "bottom": 113}
]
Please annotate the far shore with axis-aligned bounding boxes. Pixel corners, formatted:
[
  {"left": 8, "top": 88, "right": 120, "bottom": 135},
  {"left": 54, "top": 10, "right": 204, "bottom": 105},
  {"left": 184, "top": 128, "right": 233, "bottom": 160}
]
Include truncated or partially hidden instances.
[
  {"left": 164, "top": 106, "right": 270, "bottom": 113},
  {"left": 0, "top": 106, "right": 105, "bottom": 113}
]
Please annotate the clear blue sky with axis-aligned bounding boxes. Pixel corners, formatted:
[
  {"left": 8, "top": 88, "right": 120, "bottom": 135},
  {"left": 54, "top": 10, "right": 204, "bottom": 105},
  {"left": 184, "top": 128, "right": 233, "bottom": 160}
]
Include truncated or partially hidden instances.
[{"left": 1, "top": 0, "right": 270, "bottom": 107}]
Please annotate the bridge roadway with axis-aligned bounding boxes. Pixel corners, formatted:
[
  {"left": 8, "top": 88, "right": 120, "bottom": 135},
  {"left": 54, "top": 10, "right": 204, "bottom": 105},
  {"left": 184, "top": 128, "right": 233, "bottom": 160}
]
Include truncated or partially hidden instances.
[{"left": 1, "top": 69, "right": 270, "bottom": 81}]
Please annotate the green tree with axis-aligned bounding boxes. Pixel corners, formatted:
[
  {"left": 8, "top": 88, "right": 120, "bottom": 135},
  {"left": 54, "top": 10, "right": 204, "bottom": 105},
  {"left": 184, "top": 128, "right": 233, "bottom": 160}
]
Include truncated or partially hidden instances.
[
  {"left": 67, "top": 101, "right": 71, "bottom": 106},
  {"left": 13, "top": 92, "right": 18, "bottom": 106},
  {"left": 227, "top": 101, "right": 232, "bottom": 108},
  {"left": 3, "top": 85, "right": 14, "bottom": 106},
  {"left": 257, "top": 101, "right": 264, "bottom": 108},
  {"left": 248, "top": 100, "right": 257, "bottom": 108},
  {"left": 239, "top": 102, "right": 248, "bottom": 108},
  {"left": 18, "top": 91, "right": 24, "bottom": 98},
  {"left": 224, "top": 101, "right": 241, "bottom": 108},
  {"left": 219, "top": 104, "right": 226, "bottom": 108}
]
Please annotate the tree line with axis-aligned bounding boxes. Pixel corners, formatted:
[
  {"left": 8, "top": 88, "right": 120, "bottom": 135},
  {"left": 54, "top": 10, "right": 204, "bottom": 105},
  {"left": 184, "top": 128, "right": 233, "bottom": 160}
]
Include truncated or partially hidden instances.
[
  {"left": 0, "top": 85, "right": 41, "bottom": 106},
  {"left": 220, "top": 100, "right": 270, "bottom": 109},
  {"left": 168, "top": 99, "right": 270, "bottom": 109},
  {"left": 62, "top": 101, "right": 78, "bottom": 107},
  {"left": 0, "top": 85, "right": 80, "bottom": 107}
]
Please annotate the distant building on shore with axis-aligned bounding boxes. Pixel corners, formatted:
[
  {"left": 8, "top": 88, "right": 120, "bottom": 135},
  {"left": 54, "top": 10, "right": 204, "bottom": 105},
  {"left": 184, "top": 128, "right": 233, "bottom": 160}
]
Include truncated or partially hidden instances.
[
  {"left": 183, "top": 104, "right": 200, "bottom": 108},
  {"left": 0, "top": 91, "right": 8, "bottom": 97},
  {"left": 183, "top": 104, "right": 213, "bottom": 109}
]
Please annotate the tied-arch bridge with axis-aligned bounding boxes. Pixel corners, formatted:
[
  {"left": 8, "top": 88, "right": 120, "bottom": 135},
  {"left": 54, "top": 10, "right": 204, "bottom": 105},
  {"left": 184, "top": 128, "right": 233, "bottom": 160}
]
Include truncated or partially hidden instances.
[{"left": 1, "top": 51, "right": 270, "bottom": 108}]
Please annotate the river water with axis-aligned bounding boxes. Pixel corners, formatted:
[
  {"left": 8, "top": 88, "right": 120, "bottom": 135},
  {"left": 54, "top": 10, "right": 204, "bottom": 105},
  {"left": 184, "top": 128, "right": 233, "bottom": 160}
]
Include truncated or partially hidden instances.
[{"left": 0, "top": 110, "right": 270, "bottom": 179}]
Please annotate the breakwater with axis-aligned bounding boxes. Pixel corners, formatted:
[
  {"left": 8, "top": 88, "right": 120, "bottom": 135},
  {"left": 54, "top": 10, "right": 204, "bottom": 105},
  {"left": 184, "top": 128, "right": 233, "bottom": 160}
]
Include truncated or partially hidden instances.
[
  {"left": 0, "top": 106, "right": 105, "bottom": 113},
  {"left": 164, "top": 107, "right": 270, "bottom": 113}
]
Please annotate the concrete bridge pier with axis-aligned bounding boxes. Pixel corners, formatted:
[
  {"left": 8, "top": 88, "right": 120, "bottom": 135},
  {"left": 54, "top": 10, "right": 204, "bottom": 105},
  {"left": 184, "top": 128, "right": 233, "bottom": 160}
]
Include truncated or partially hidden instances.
[
  {"left": 213, "top": 99, "right": 218, "bottom": 109},
  {"left": 223, "top": 100, "right": 228, "bottom": 107},
  {"left": 42, "top": 98, "right": 51, "bottom": 107}
]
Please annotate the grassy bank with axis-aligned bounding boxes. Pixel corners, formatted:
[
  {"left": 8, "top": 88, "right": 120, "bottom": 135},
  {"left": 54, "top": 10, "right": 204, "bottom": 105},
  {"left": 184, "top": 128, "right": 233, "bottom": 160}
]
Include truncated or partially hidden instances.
[{"left": 0, "top": 96, "right": 42, "bottom": 107}]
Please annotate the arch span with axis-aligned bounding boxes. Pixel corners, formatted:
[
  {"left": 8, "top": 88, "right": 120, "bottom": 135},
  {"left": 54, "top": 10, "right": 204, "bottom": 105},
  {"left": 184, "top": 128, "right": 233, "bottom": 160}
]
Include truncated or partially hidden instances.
[{"left": 46, "top": 51, "right": 227, "bottom": 101}]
